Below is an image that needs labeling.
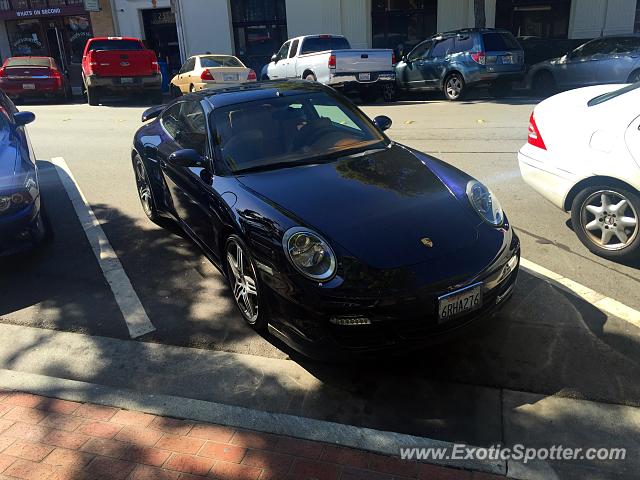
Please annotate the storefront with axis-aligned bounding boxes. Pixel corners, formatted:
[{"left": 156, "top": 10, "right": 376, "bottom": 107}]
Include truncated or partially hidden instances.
[
  {"left": 0, "top": 0, "right": 95, "bottom": 90},
  {"left": 372, "top": 0, "right": 438, "bottom": 56},
  {"left": 495, "top": 0, "right": 571, "bottom": 38},
  {"left": 141, "top": 7, "right": 179, "bottom": 79}
]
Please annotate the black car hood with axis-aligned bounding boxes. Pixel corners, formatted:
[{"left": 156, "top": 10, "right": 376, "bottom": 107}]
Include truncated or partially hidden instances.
[{"left": 237, "top": 145, "right": 482, "bottom": 269}]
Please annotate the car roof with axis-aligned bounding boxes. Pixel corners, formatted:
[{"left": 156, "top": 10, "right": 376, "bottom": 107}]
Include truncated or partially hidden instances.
[{"left": 194, "top": 80, "right": 331, "bottom": 109}]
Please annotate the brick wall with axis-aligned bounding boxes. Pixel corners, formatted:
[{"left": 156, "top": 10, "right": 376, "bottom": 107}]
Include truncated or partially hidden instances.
[{"left": 90, "top": 0, "right": 116, "bottom": 37}]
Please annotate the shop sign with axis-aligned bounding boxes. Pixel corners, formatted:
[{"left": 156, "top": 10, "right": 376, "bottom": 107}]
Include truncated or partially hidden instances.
[
  {"left": 84, "top": 0, "right": 101, "bottom": 12},
  {"left": 0, "top": 5, "right": 86, "bottom": 20}
]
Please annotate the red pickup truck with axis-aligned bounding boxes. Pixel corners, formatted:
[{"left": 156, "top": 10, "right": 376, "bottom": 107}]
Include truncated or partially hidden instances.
[{"left": 81, "top": 37, "right": 162, "bottom": 106}]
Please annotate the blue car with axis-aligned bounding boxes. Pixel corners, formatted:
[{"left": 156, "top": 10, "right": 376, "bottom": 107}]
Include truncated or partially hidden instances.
[
  {"left": 132, "top": 81, "right": 520, "bottom": 359},
  {"left": 0, "top": 92, "right": 46, "bottom": 257},
  {"left": 395, "top": 28, "right": 525, "bottom": 100}
]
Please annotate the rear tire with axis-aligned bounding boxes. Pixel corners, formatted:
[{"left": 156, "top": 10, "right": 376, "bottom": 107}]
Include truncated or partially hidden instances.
[
  {"left": 381, "top": 82, "right": 398, "bottom": 102},
  {"left": 570, "top": 185, "right": 640, "bottom": 262},
  {"left": 532, "top": 70, "right": 557, "bottom": 97},
  {"left": 133, "top": 154, "right": 162, "bottom": 226},
  {"left": 304, "top": 73, "right": 317, "bottom": 82},
  {"left": 443, "top": 73, "right": 465, "bottom": 101},
  {"left": 627, "top": 69, "right": 640, "bottom": 84},
  {"left": 86, "top": 86, "right": 99, "bottom": 106}
]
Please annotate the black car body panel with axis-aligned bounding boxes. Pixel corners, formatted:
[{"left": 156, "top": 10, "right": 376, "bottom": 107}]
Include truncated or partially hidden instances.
[{"left": 132, "top": 81, "right": 520, "bottom": 358}]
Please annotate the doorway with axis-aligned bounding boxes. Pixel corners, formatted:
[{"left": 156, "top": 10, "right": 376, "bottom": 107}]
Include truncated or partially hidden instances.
[{"left": 142, "top": 8, "right": 181, "bottom": 80}]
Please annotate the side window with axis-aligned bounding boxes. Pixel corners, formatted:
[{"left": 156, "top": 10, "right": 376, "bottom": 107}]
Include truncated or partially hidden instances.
[
  {"left": 454, "top": 35, "right": 475, "bottom": 54},
  {"left": 430, "top": 38, "right": 455, "bottom": 58},
  {"left": 186, "top": 58, "right": 196, "bottom": 72},
  {"left": 276, "top": 41, "right": 291, "bottom": 62},
  {"left": 161, "top": 103, "right": 182, "bottom": 139},
  {"left": 573, "top": 40, "right": 606, "bottom": 58},
  {"left": 614, "top": 37, "right": 640, "bottom": 54},
  {"left": 407, "top": 40, "right": 432, "bottom": 61},
  {"left": 289, "top": 39, "right": 299, "bottom": 58},
  {"left": 178, "top": 101, "right": 208, "bottom": 157}
]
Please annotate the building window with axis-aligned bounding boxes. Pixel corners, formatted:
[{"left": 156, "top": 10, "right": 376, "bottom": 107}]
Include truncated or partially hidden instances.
[
  {"left": 635, "top": 0, "right": 640, "bottom": 32},
  {"left": 372, "top": 0, "right": 438, "bottom": 57},
  {"left": 231, "top": 0, "right": 287, "bottom": 73},
  {"left": 495, "top": 0, "right": 570, "bottom": 38}
]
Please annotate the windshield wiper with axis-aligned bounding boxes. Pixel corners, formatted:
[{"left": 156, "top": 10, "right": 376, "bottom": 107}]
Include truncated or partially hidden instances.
[{"left": 233, "top": 142, "right": 388, "bottom": 175}]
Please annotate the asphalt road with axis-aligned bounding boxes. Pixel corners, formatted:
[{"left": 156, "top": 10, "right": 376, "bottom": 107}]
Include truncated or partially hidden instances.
[{"left": 1, "top": 93, "right": 640, "bottom": 448}]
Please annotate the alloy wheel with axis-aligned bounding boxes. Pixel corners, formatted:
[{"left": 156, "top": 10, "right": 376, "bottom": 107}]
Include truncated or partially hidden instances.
[
  {"left": 226, "top": 239, "right": 260, "bottom": 323},
  {"left": 134, "top": 158, "right": 154, "bottom": 218},
  {"left": 445, "top": 75, "right": 463, "bottom": 100},
  {"left": 581, "top": 190, "right": 638, "bottom": 251}
]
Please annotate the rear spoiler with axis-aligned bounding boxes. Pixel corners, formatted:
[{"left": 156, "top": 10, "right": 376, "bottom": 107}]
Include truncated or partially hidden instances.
[{"left": 141, "top": 104, "right": 164, "bottom": 122}]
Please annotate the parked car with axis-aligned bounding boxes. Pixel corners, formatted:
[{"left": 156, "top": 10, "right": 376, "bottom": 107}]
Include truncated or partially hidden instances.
[
  {"left": 395, "top": 28, "right": 525, "bottom": 100},
  {"left": 81, "top": 36, "right": 162, "bottom": 106},
  {"left": 262, "top": 35, "right": 397, "bottom": 102},
  {"left": 519, "top": 83, "right": 640, "bottom": 261},
  {"left": 0, "top": 91, "right": 47, "bottom": 256},
  {"left": 0, "top": 56, "right": 71, "bottom": 103},
  {"left": 170, "top": 55, "right": 256, "bottom": 96},
  {"left": 527, "top": 35, "right": 640, "bottom": 95},
  {"left": 132, "top": 81, "right": 520, "bottom": 359}
]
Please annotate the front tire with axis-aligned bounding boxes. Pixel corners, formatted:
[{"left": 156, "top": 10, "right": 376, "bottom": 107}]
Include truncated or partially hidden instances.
[
  {"left": 532, "top": 70, "right": 557, "bottom": 97},
  {"left": 443, "top": 73, "right": 465, "bottom": 101},
  {"left": 171, "top": 85, "right": 182, "bottom": 98},
  {"left": 571, "top": 185, "right": 640, "bottom": 261},
  {"left": 225, "top": 235, "right": 267, "bottom": 330},
  {"left": 133, "top": 154, "right": 162, "bottom": 225}
]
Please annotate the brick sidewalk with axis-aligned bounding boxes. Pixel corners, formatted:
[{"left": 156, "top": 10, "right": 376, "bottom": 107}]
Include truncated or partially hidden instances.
[{"left": 0, "top": 391, "right": 503, "bottom": 480}]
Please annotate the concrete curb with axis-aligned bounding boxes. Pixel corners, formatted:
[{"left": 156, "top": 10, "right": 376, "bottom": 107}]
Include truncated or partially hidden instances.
[{"left": 0, "top": 368, "right": 506, "bottom": 476}]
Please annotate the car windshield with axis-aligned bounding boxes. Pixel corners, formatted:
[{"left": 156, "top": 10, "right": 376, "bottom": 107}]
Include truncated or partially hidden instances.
[
  {"left": 88, "top": 40, "right": 143, "bottom": 51},
  {"left": 214, "top": 92, "right": 387, "bottom": 173},
  {"left": 300, "top": 36, "right": 351, "bottom": 55},
  {"left": 482, "top": 32, "right": 520, "bottom": 51},
  {"left": 5, "top": 57, "right": 50, "bottom": 67},
  {"left": 588, "top": 82, "right": 640, "bottom": 106},
  {"left": 200, "top": 56, "right": 244, "bottom": 68}
]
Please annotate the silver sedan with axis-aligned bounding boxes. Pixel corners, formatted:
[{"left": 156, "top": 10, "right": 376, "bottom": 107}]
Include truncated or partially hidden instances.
[{"left": 527, "top": 35, "right": 640, "bottom": 94}]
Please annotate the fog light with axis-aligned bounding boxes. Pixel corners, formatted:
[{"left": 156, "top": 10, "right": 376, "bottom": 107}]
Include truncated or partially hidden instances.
[{"left": 329, "top": 315, "right": 372, "bottom": 326}]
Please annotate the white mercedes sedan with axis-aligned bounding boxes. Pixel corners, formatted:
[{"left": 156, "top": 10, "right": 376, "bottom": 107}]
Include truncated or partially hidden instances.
[{"left": 518, "top": 83, "right": 640, "bottom": 261}]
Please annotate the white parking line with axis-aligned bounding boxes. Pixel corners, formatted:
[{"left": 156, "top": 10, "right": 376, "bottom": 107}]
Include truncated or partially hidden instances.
[
  {"left": 51, "top": 157, "right": 156, "bottom": 338},
  {"left": 521, "top": 258, "right": 640, "bottom": 329}
]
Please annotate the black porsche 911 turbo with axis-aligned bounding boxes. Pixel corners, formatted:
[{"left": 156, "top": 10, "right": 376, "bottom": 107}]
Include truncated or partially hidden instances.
[
  {"left": 132, "top": 81, "right": 520, "bottom": 359},
  {"left": 0, "top": 90, "right": 45, "bottom": 257}
]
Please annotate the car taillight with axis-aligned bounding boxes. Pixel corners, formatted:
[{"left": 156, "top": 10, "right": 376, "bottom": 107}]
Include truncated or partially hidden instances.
[
  {"left": 247, "top": 69, "right": 257, "bottom": 81},
  {"left": 201, "top": 69, "right": 214, "bottom": 81},
  {"left": 0, "top": 68, "right": 5, "bottom": 78},
  {"left": 151, "top": 60, "right": 160, "bottom": 74},
  {"left": 392, "top": 52, "right": 397, "bottom": 66},
  {"left": 527, "top": 113, "right": 546, "bottom": 150},
  {"left": 471, "top": 52, "right": 486, "bottom": 65},
  {"left": 328, "top": 54, "right": 336, "bottom": 69},
  {"left": 50, "top": 68, "right": 62, "bottom": 88}
]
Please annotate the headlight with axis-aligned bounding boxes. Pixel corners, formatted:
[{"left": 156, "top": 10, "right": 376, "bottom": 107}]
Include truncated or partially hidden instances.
[
  {"left": 283, "top": 227, "right": 337, "bottom": 281},
  {"left": 466, "top": 180, "right": 504, "bottom": 226}
]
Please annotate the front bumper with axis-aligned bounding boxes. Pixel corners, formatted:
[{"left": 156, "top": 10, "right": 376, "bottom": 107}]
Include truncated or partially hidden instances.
[
  {"left": 84, "top": 74, "right": 162, "bottom": 91},
  {"left": 264, "top": 231, "right": 521, "bottom": 360},
  {"left": 0, "top": 200, "right": 45, "bottom": 257},
  {"left": 518, "top": 145, "right": 576, "bottom": 210}
]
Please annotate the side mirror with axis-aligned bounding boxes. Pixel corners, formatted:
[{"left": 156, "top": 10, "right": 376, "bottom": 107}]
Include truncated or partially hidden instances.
[
  {"left": 168, "top": 149, "right": 203, "bottom": 168},
  {"left": 271, "top": 54, "right": 277, "bottom": 63},
  {"left": 373, "top": 115, "right": 392, "bottom": 132},
  {"left": 14, "top": 111, "right": 35, "bottom": 126},
  {"left": 401, "top": 55, "right": 407, "bottom": 62}
]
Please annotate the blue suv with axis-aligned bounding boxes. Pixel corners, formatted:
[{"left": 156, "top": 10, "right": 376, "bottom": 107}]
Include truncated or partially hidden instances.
[{"left": 395, "top": 28, "right": 525, "bottom": 100}]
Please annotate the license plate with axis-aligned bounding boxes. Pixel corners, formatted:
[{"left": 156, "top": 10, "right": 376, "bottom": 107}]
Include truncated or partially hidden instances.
[
  {"left": 223, "top": 74, "right": 239, "bottom": 81},
  {"left": 22, "top": 83, "right": 35, "bottom": 90},
  {"left": 438, "top": 283, "right": 483, "bottom": 323},
  {"left": 502, "top": 55, "right": 513, "bottom": 64},
  {"left": 121, "top": 77, "right": 133, "bottom": 84},
  {"left": 358, "top": 73, "right": 371, "bottom": 81}
]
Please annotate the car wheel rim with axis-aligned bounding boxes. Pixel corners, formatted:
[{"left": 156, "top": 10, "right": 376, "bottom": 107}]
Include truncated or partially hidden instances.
[
  {"left": 446, "top": 77, "right": 461, "bottom": 98},
  {"left": 226, "top": 240, "right": 259, "bottom": 323},
  {"left": 134, "top": 159, "right": 153, "bottom": 217},
  {"left": 581, "top": 190, "right": 638, "bottom": 251}
]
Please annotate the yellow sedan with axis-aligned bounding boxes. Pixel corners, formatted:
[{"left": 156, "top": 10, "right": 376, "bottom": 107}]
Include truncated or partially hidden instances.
[{"left": 170, "top": 55, "right": 256, "bottom": 96}]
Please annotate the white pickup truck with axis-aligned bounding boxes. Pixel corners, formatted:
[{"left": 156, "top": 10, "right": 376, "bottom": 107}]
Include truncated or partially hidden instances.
[{"left": 262, "top": 34, "right": 397, "bottom": 102}]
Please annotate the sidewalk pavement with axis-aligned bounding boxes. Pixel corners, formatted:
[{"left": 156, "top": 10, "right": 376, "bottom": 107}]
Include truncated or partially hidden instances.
[{"left": 0, "top": 390, "right": 500, "bottom": 480}]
